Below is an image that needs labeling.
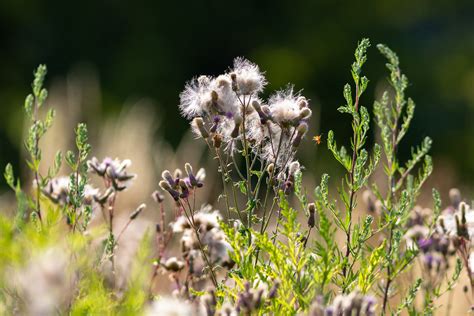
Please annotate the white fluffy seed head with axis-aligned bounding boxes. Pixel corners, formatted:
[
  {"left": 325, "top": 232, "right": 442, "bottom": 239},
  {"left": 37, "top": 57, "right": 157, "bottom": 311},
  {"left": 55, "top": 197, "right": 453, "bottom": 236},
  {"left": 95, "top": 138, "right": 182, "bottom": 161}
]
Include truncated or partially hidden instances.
[{"left": 231, "top": 57, "right": 267, "bottom": 95}]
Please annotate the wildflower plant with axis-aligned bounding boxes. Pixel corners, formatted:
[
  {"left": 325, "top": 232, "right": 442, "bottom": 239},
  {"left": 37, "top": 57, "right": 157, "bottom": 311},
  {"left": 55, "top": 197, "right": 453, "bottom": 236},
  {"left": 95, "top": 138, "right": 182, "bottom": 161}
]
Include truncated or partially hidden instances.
[{"left": 0, "top": 38, "right": 471, "bottom": 315}]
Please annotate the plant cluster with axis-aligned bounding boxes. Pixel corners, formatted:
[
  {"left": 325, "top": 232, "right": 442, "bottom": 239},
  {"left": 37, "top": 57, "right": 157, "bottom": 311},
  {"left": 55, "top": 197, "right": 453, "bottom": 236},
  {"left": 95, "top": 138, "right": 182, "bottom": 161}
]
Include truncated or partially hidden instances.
[{"left": 0, "top": 40, "right": 472, "bottom": 315}]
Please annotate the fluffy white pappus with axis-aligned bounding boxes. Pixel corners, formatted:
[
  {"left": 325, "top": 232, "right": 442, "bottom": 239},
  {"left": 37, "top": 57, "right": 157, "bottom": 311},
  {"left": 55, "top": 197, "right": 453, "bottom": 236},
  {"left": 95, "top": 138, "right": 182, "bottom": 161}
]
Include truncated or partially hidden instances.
[
  {"left": 211, "top": 75, "right": 239, "bottom": 116},
  {"left": 268, "top": 87, "right": 310, "bottom": 126},
  {"left": 231, "top": 57, "right": 267, "bottom": 95},
  {"left": 258, "top": 123, "right": 296, "bottom": 171},
  {"left": 179, "top": 75, "right": 213, "bottom": 119}
]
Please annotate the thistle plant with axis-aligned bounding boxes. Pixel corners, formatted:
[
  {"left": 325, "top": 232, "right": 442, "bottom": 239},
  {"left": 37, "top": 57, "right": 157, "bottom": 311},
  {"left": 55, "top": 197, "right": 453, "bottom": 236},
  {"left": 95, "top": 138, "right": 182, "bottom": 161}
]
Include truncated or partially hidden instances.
[{"left": 179, "top": 58, "right": 310, "bottom": 233}]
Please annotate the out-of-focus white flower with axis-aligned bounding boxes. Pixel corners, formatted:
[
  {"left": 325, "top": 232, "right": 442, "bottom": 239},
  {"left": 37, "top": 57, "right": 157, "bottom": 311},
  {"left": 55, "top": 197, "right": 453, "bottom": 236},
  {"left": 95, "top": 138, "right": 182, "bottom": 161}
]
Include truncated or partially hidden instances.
[
  {"left": 42, "top": 176, "right": 99, "bottom": 206},
  {"left": 13, "top": 248, "right": 74, "bottom": 316},
  {"left": 146, "top": 297, "right": 197, "bottom": 316}
]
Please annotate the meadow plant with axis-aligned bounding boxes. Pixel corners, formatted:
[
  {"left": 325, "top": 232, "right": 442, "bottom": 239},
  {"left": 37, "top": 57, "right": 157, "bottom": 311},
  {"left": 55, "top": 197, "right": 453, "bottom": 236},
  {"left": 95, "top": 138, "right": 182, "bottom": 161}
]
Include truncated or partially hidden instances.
[{"left": 0, "top": 39, "right": 472, "bottom": 315}]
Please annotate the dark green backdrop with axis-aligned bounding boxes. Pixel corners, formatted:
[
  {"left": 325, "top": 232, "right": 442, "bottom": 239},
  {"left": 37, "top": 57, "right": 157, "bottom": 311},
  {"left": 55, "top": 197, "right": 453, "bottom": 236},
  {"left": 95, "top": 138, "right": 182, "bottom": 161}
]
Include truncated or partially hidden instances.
[{"left": 1, "top": 0, "right": 473, "bottom": 188}]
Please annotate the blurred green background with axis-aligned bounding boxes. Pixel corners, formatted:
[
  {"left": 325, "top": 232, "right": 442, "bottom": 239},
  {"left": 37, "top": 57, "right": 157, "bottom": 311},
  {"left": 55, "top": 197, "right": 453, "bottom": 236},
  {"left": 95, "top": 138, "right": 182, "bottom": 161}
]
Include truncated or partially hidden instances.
[{"left": 0, "top": 0, "right": 473, "bottom": 190}]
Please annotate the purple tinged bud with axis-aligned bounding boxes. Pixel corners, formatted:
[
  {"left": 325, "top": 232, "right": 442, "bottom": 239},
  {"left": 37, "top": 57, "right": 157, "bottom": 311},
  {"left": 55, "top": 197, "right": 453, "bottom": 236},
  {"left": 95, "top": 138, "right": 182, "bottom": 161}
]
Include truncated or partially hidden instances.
[
  {"left": 231, "top": 115, "right": 242, "bottom": 138},
  {"left": 161, "top": 170, "right": 175, "bottom": 187}
]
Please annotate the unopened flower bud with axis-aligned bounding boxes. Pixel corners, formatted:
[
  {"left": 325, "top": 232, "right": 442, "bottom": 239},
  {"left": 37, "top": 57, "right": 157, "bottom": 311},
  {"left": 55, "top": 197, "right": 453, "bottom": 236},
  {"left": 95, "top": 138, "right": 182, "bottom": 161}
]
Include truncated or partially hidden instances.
[
  {"left": 174, "top": 168, "right": 182, "bottom": 179},
  {"left": 266, "top": 163, "right": 275, "bottom": 175},
  {"left": 251, "top": 100, "right": 262, "bottom": 112},
  {"left": 161, "top": 170, "right": 175, "bottom": 186},
  {"left": 292, "top": 122, "right": 308, "bottom": 148},
  {"left": 159, "top": 180, "right": 180, "bottom": 201},
  {"left": 179, "top": 179, "right": 190, "bottom": 198},
  {"left": 297, "top": 96, "right": 308, "bottom": 108},
  {"left": 231, "top": 115, "right": 243, "bottom": 138},
  {"left": 298, "top": 107, "right": 312, "bottom": 120},
  {"left": 185, "top": 163, "right": 193, "bottom": 176},
  {"left": 193, "top": 117, "right": 209, "bottom": 138},
  {"left": 156, "top": 223, "right": 161, "bottom": 233},
  {"left": 152, "top": 190, "right": 165, "bottom": 203},
  {"left": 130, "top": 203, "right": 146, "bottom": 220},
  {"left": 164, "top": 257, "right": 185, "bottom": 272}
]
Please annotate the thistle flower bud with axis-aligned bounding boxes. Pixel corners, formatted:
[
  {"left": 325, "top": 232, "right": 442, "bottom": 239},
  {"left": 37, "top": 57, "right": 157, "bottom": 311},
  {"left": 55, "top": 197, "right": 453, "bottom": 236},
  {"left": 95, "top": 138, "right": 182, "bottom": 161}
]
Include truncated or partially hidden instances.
[
  {"left": 297, "top": 96, "right": 308, "bottom": 108},
  {"left": 174, "top": 168, "right": 182, "bottom": 179},
  {"left": 159, "top": 180, "right": 180, "bottom": 201},
  {"left": 266, "top": 163, "right": 274, "bottom": 175},
  {"left": 179, "top": 179, "right": 190, "bottom": 198},
  {"left": 308, "top": 203, "right": 316, "bottom": 228},
  {"left": 251, "top": 100, "right": 262, "bottom": 112},
  {"left": 163, "top": 257, "right": 185, "bottom": 272},
  {"left": 231, "top": 114, "right": 242, "bottom": 138},
  {"left": 184, "top": 163, "right": 193, "bottom": 176},
  {"left": 193, "top": 117, "right": 209, "bottom": 138},
  {"left": 152, "top": 191, "right": 164, "bottom": 203},
  {"left": 156, "top": 223, "right": 161, "bottom": 233},
  {"left": 130, "top": 203, "right": 146, "bottom": 220},
  {"left": 298, "top": 107, "right": 312, "bottom": 120},
  {"left": 159, "top": 180, "right": 171, "bottom": 191},
  {"left": 195, "top": 168, "right": 206, "bottom": 185},
  {"left": 292, "top": 122, "right": 308, "bottom": 148},
  {"left": 250, "top": 100, "right": 269, "bottom": 123},
  {"left": 213, "top": 134, "right": 222, "bottom": 148},
  {"left": 161, "top": 170, "right": 175, "bottom": 186}
]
